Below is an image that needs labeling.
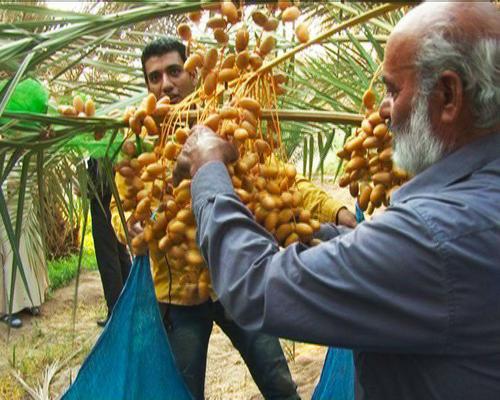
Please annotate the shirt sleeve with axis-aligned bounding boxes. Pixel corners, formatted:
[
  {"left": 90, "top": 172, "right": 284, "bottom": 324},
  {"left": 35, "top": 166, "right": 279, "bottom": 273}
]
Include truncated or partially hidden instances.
[
  {"left": 110, "top": 174, "right": 132, "bottom": 245},
  {"left": 192, "top": 162, "right": 449, "bottom": 352},
  {"left": 295, "top": 175, "right": 346, "bottom": 223}
]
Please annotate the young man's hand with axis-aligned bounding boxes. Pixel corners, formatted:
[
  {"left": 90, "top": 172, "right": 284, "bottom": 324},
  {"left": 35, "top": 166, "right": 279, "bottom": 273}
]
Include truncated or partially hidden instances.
[
  {"left": 173, "top": 125, "right": 238, "bottom": 186},
  {"left": 337, "top": 208, "right": 357, "bottom": 228},
  {"left": 127, "top": 218, "right": 144, "bottom": 240}
]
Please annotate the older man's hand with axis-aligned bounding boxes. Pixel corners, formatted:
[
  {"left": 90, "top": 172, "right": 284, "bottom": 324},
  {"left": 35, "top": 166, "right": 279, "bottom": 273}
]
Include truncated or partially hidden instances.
[{"left": 173, "top": 125, "right": 239, "bottom": 186}]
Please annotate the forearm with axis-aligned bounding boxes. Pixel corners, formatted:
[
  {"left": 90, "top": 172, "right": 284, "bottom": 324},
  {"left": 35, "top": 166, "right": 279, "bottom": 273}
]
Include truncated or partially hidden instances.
[
  {"left": 315, "top": 223, "right": 351, "bottom": 241},
  {"left": 193, "top": 179, "right": 344, "bottom": 343},
  {"left": 192, "top": 162, "right": 448, "bottom": 349},
  {"left": 191, "top": 164, "right": 345, "bottom": 342},
  {"left": 192, "top": 162, "right": 271, "bottom": 329},
  {"left": 295, "top": 176, "right": 346, "bottom": 223}
]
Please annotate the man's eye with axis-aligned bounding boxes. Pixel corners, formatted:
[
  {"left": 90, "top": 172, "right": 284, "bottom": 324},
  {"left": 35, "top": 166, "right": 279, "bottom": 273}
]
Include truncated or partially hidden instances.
[
  {"left": 385, "top": 86, "right": 398, "bottom": 98},
  {"left": 169, "top": 68, "right": 182, "bottom": 77},
  {"left": 149, "top": 73, "right": 160, "bottom": 83}
]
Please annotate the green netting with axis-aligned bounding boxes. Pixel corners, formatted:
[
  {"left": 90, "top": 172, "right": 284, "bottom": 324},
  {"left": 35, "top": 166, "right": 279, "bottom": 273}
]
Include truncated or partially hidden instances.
[
  {"left": 0, "top": 78, "right": 127, "bottom": 159},
  {"left": 0, "top": 78, "right": 49, "bottom": 132},
  {"left": 0, "top": 78, "right": 48, "bottom": 114},
  {"left": 63, "top": 131, "right": 124, "bottom": 160}
]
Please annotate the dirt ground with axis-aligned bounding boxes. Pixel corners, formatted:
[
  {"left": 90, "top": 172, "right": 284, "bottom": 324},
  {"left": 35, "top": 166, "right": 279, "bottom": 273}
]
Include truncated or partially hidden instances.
[
  {"left": 0, "top": 271, "right": 327, "bottom": 399},
  {"left": 0, "top": 182, "right": 359, "bottom": 399}
]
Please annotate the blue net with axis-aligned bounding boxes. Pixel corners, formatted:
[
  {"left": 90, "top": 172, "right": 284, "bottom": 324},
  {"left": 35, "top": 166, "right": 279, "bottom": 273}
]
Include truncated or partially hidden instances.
[
  {"left": 355, "top": 202, "right": 365, "bottom": 223},
  {"left": 312, "top": 203, "right": 365, "bottom": 400},
  {"left": 62, "top": 255, "right": 193, "bottom": 400},
  {"left": 312, "top": 347, "right": 355, "bottom": 400}
]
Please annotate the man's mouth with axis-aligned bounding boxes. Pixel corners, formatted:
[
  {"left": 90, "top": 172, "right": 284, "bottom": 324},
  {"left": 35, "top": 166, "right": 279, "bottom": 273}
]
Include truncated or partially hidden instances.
[{"left": 169, "top": 95, "right": 180, "bottom": 104}]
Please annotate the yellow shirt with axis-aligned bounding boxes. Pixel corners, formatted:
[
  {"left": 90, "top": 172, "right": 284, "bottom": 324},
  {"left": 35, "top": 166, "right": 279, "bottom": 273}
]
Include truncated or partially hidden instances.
[
  {"left": 296, "top": 175, "right": 346, "bottom": 223},
  {"left": 111, "top": 173, "right": 213, "bottom": 305},
  {"left": 111, "top": 172, "right": 345, "bottom": 305}
]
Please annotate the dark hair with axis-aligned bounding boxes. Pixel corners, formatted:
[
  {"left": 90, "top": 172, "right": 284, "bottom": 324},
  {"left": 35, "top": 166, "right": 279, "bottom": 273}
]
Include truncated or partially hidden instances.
[{"left": 141, "top": 37, "right": 187, "bottom": 84}]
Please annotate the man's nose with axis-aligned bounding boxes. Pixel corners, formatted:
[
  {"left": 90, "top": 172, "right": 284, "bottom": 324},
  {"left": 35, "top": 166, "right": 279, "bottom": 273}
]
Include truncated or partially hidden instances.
[
  {"left": 379, "top": 96, "right": 392, "bottom": 122},
  {"left": 161, "top": 74, "right": 174, "bottom": 94}
]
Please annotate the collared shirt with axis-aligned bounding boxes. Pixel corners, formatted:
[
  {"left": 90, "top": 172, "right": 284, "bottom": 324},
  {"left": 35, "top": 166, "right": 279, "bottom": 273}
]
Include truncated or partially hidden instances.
[{"left": 192, "top": 133, "right": 500, "bottom": 400}]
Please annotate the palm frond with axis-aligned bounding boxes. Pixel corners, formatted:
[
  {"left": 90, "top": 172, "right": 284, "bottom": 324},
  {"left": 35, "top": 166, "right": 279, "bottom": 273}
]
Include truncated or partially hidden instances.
[{"left": 282, "top": 2, "right": 405, "bottom": 177}]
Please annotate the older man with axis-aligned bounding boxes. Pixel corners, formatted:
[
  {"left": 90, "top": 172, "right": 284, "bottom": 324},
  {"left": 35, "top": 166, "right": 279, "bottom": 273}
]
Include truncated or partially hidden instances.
[{"left": 174, "top": 2, "right": 500, "bottom": 399}]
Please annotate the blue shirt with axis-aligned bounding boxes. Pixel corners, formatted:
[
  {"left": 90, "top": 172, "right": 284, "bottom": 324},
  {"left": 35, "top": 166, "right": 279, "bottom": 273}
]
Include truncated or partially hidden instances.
[{"left": 192, "top": 133, "right": 500, "bottom": 400}]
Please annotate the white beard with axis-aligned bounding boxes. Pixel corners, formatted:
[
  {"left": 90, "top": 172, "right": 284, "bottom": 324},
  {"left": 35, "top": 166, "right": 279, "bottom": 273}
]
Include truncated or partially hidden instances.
[{"left": 391, "top": 92, "right": 445, "bottom": 176}]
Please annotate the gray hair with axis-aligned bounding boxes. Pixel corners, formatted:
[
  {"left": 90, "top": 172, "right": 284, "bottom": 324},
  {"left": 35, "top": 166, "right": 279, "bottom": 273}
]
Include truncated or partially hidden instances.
[
  {"left": 392, "top": 84, "right": 445, "bottom": 175},
  {"left": 415, "top": 28, "right": 500, "bottom": 129}
]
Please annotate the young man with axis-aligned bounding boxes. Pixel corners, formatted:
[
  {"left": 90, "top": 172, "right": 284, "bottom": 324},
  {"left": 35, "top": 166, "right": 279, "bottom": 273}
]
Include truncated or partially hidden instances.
[
  {"left": 174, "top": 3, "right": 500, "bottom": 400},
  {"left": 113, "top": 37, "right": 355, "bottom": 399}
]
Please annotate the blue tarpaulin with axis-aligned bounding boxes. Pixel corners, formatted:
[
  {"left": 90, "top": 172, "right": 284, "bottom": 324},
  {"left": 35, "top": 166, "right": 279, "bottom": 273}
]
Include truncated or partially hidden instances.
[{"left": 62, "top": 255, "right": 192, "bottom": 400}]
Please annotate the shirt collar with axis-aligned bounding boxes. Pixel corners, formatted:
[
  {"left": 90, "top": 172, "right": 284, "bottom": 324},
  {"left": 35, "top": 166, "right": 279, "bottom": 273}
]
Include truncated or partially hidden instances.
[{"left": 392, "top": 133, "right": 500, "bottom": 203}]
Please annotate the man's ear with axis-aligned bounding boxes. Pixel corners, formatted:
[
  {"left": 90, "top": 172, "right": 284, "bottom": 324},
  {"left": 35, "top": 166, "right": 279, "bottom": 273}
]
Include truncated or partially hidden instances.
[{"left": 435, "top": 70, "right": 463, "bottom": 124}]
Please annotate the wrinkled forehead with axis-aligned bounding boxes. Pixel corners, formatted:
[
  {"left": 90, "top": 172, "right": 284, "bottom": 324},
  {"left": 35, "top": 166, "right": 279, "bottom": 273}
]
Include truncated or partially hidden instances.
[
  {"left": 383, "top": 2, "right": 443, "bottom": 75},
  {"left": 383, "top": 33, "right": 419, "bottom": 78}
]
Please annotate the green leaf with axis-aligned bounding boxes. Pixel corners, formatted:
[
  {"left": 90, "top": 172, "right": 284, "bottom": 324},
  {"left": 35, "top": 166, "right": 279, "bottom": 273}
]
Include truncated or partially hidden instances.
[
  {"left": 362, "top": 25, "right": 385, "bottom": 62},
  {"left": 0, "top": 185, "right": 31, "bottom": 316},
  {"left": 50, "top": 30, "right": 118, "bottom": 82},
  {"left": 308, "top": 135, "right": 314, "bottom": 181},
  {"left": 36, "top": 150, "right": 48, "bottom": 254},
  {"left": 8, "top": 153, "right": 35, "bottom": 314},
  {"left": 0, "top": 149, "right": 23, "bottom": 186},
  {"left": 0, "top": 4, "right": 99, "bottom": 19},
  {"left": 302, "top": 135, "right": 308, "bottom": 176},
  {"left": 103, "top": 158, "right": 132, "bottom": 252},
  {"left": 345, "top": 30, "right": 378, "bottom": 73},
  {"left": 0, "top": 52, "right": 36, "bottom": 117},
  {"left": 71, "top": 199, "right": 89, "bottom": 333},
  {"left": 316, "top": 129, "right": 336, "bottom": 175}
]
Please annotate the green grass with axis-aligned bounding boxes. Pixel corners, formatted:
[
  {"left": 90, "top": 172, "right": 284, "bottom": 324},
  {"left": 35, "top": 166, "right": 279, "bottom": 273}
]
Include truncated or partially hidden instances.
[{"left": 47, "top": 230, "right": 97, "bottom": 293}]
